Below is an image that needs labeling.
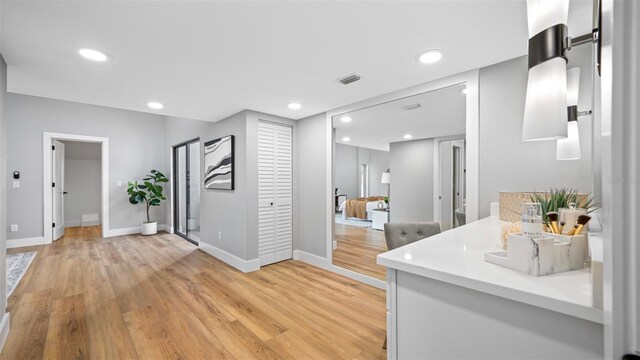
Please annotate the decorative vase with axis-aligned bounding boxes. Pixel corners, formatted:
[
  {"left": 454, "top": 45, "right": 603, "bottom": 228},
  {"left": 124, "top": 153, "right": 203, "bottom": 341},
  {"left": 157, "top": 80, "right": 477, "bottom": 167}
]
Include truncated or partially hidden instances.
[{"left": 142, "top": 221, "right": 157, "bottom": 235}]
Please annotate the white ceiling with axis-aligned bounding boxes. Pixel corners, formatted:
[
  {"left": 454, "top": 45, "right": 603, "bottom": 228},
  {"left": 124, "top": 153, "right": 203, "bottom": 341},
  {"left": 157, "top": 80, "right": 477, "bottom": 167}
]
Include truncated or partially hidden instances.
[
  {"left": 0, "top": 1, "right": 594, "bottom": 122},
  {"left": 334, "top": 84, "right": 466, "bottom": 151}
]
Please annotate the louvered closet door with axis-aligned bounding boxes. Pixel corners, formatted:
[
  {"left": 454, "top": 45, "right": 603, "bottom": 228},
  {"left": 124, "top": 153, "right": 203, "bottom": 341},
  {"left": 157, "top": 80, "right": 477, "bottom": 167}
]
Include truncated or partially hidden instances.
[{"left": 258, "top": 121, "right": 293, "bottom": 266}]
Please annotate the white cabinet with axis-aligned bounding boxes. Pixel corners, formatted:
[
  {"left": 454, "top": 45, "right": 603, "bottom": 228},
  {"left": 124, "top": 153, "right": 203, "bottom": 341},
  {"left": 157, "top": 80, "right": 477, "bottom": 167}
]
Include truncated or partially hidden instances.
[
  {"left": 258, "top": 121, "right": 293, "bottom": 266},
  {"left": 372, "top": 209, "right": 389, "bottom": 230}
]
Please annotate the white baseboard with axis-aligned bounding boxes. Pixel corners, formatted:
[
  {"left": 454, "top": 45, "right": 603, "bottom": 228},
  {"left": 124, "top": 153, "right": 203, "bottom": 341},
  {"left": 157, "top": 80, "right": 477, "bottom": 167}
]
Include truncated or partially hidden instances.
[
  {"left": 293, "top": 250, "right": 331, "bottom": 269},
  {"left": 199, "top": 242, "right": 260, "bottom": 273},
  {"left": 0, "top": 313, "right": 10, "bottom": 353},
  {"left": 104, "top": 224, "right": 168, "bottom": 238},
  {"left": 329, "top": 264, "right": 386, "bottom": 290},
  {"left": 7, "top": 236, "right": 46, "bottom": 249}
]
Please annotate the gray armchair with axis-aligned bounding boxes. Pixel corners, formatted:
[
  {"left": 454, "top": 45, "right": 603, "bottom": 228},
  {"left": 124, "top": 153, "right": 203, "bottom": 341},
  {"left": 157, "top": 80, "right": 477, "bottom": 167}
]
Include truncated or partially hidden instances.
[{"left": 383, "top": 222, "right": 442, "bottom": 251}]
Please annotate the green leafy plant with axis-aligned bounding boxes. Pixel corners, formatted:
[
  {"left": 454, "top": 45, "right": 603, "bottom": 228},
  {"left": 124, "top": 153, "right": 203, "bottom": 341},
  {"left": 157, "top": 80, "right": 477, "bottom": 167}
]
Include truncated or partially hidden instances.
[
  {"left": 127, "top": 170, "right": 169, "bottom": 223},
  {"left": 384, "top": 196, "right": 389, "bottom": 204},
  {"left": 530, "top": 188, "right": 598, "bottom": 224}
]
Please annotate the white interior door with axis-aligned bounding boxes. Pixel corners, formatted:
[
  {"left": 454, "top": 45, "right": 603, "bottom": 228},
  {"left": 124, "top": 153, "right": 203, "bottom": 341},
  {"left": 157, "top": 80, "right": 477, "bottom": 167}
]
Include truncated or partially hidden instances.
[
  {"left": 258, "top": 121, "right": 292, "bottom": 266},
  {"left": 52, "top": 140, "right": 65, "bottom": 240}
]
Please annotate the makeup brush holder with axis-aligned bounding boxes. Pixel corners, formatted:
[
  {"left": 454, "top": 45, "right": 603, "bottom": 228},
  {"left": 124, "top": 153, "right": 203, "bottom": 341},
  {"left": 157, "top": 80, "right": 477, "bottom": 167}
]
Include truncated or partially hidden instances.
[{"left": 485, "top": 233, "right": 587, "bottom": 276}]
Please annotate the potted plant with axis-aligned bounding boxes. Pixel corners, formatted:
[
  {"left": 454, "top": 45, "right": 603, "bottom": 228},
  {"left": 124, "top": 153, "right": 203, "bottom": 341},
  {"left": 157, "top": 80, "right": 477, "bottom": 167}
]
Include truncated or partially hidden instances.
[
  {"left": 127, "top": 170, "right": 168, "bottom": 235},
  {"left": 530, "top": 188, "right": 597, "bottom": 226}
]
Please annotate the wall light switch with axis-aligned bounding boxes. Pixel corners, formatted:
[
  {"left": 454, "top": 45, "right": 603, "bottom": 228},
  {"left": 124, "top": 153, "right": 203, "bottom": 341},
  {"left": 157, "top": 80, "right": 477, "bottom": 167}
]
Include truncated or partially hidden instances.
[
  {"left": 117, "top": 180, "right": 122, "bottom": 187},
  {"left": 10, "top": 224, "right": 18, "bottom": 232},
  {"left": 12, "top": 181, "right": 19, "bottom": 188}
]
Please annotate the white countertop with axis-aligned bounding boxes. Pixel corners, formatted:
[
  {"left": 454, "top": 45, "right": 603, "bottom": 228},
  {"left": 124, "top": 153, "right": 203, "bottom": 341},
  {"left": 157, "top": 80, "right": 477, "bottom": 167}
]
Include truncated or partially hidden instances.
[{"left": 377, "top": 216, "right": 603, "bottom": 324}]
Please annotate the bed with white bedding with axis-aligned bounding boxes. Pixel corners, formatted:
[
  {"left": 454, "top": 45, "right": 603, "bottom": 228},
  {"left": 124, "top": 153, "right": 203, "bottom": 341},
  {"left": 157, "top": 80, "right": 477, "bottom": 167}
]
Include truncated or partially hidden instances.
[{"left": 338, "top": 197, "right": 384, "bottom": 221}]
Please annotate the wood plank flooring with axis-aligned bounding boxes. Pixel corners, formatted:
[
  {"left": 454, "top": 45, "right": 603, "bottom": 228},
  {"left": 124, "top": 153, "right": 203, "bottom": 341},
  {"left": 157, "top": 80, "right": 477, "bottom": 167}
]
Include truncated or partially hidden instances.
[
  {"left": 333, "top": 223, "right": 388, "bottom": 280},
  {"left": 2, "top": 226, "right": 386, "bottom": 360}
]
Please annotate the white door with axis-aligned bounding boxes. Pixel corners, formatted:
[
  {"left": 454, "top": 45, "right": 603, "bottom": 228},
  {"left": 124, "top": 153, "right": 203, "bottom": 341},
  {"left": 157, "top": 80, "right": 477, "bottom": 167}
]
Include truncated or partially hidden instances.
[
  {"left": 52, "top": 140, "right": 65, "bottom": 240},
  {"left": 258, "top": 121, "right": 293, "bottom": 266}
]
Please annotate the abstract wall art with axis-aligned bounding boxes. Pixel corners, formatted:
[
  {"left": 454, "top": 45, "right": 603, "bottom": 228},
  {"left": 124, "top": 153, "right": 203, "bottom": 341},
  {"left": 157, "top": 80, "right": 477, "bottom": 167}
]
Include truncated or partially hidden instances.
[{"left": 204, "top": 135, "right": 234, "bottom": 190}]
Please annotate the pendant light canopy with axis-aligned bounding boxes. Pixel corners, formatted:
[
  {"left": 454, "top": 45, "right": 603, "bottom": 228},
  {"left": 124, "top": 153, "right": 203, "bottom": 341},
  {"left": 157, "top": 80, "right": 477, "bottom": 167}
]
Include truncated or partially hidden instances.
[
  {"left": 557, "top": 67, "right": 581, "bottom": 160},
  {"left": 522, "top": 0, "right": 570, "bottom": 141}
]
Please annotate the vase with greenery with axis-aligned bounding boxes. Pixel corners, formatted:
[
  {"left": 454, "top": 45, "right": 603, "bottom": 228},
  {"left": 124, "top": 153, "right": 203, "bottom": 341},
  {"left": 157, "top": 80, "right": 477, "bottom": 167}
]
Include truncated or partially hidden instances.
[
  {"left": 127, "top": 170, "right": 168, "bottom": 235},
  {"left": 530, "top": 188, "right": 597, "bottom": 224}
]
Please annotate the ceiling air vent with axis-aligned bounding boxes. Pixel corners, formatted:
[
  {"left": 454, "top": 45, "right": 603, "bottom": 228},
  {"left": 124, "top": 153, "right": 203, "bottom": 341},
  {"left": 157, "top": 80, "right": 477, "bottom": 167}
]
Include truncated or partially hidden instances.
[
  {"left": 338, "top": 73, "right": 361, "bottom": 85},
  {"left": 402, "top": 103, "right": 422, "bottom": 111}
]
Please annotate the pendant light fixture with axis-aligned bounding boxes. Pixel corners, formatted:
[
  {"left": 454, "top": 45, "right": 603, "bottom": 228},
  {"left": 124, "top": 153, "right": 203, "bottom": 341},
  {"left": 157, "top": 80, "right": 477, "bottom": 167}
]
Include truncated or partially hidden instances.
[
  {"left": 522, "top": 0, "right": 570, "bottom": 141},
  {"left": 557, "top": 67, "right": 581, "bottom": 160}
]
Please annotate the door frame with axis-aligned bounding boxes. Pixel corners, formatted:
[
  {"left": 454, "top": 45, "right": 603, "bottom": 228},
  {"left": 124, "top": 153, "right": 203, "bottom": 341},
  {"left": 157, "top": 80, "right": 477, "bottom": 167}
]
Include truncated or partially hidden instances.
[
  {"left": 172, "top": 138, "right": 200, "bottom": 245},
  {"left": 432, "top": 135, "right": 466, "bottom": 228},
  {"left": 43, "top": 132, "right": 109, "bottom": 244}
]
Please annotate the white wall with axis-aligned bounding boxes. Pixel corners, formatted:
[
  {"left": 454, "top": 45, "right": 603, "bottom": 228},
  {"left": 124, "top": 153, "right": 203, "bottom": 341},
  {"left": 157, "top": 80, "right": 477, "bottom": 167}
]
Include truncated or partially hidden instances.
[
  {"left": 334, "top": 143, "right": 358, "bottom": 198},
  {"left": 64, "top": 158, "right": 101, "bottom": 227},
  {"left": 6, "top": 94, "right": 166, "bottom": 240},
  {"left": 389, "top": 138, "right": 435, "bottom": 222},
  {"left": 478, "top": 46, "right": 594, "bottom": 218},
  {"left": 368, "top": 148, "right": 390, "bottom": 197}
]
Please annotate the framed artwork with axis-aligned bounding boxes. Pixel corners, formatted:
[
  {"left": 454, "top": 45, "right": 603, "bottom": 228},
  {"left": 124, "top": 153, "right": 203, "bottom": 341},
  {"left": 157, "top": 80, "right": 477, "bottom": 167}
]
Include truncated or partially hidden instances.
[{"left": 204, "top": 135, "right": 234, "bottom": 190}]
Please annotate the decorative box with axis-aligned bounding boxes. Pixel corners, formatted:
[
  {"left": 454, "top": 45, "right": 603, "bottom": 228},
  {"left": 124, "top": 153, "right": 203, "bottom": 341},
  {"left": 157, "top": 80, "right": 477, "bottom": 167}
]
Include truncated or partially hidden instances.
[{"left": 485, "top": 233, "right": 588, "bottom": 276}]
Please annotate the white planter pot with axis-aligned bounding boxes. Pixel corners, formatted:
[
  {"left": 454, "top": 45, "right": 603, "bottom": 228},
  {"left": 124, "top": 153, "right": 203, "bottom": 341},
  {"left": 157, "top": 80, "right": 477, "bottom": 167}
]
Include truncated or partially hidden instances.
[{"left": 141, "top": 221, "right": 157, "bottom": 235}]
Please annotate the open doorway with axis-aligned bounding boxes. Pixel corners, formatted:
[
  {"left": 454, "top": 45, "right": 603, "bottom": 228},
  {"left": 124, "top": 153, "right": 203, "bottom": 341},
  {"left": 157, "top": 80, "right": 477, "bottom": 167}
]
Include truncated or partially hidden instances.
[
  {"left": 43, "top": 132, "right": 109, "bottom": 244},
  {"left": 173, "top": 139, "right": 201, "bottom": 244},
  {"left": 56, "top": 141, "right": 102, "bottom": 239}
]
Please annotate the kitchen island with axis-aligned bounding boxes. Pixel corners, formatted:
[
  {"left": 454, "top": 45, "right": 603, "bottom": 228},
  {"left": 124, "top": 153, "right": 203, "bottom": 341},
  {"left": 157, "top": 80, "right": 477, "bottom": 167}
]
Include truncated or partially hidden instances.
[{"left": 377, "top": 216, "right": 603, "bottom": 359}]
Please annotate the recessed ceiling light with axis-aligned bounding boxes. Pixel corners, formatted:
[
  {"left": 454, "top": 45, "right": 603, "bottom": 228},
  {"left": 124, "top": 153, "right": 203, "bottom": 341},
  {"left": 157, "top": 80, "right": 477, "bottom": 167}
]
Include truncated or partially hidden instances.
[
  {"left": 78, "top": 48, "right": 110, "bottom": 62},
  {"left": 287, "top": 102, "right": 302, "bottom": 110},
  {"left": 417, "top": 50, "right": 443, "bottom": 64},
  {"left": 403, "top": 134, "right": 413, "bottom": 139},
  {"left": 342, "top": 137, "right": 351, "bottom": 142},
  {"left": 147, "top": 102, "right": 164, "bottom": 110},
  {"left": 340, "top": 116, "right": 352, "bottom": 123}
]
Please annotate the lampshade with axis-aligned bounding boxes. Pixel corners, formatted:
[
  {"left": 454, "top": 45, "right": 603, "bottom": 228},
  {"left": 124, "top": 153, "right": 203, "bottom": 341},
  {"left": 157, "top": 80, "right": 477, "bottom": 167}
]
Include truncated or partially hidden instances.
[
  {"left": 557, "top": 120, "right": 581, "bottom": 160},
  {"left": 566, "top": 67, "right": 581, "bottom": 106},
  {"left": 522, "top": 0, "right": 570, "bottom": 141},
  {"left": 522, "top": 58, "right": 569, "bottom": 141},
  {"left": 526, "top": 0, "right": 569, "bottom": 37},
  {"left": 381, "top": 172, "right": 390, "bottom": 184}
]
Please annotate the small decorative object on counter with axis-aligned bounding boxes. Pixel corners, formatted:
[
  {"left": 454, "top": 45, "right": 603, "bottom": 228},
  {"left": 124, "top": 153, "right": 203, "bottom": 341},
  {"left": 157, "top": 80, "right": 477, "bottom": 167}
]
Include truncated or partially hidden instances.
[
  {"left": 521, "top": 203, "right": 543, "bottom": 238},
  {"left": 560, "top": 203, "right": 589, "bottom": 234},
  {"left": 500, "top": 222, "right": 521, "bottom": 250}
]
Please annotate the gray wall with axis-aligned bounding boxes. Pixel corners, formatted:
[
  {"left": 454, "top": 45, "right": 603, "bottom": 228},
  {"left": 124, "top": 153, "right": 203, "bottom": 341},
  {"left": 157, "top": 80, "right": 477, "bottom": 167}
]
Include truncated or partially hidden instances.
[
  {"left": 368, "top": 148, "right": 390, "bottom": 197},
  {"left": 478, "top": 46, "right": 593, "bottom": 218},
  {"left": 334, "top": 143, "right": 389, "bottom": 199},
  {"left": 295, "top": 113, "right": 327, "bottom": 258},
  {"left": 389, "top": 138, "right": 435, "bottom": 222},
  {"left": 6, "top": 94, "right": 166, "bottom": 240},
  {"left": 334, "top": 143, "right": 358, "bottom": 198},
  {"left": 64, "top": 158, "right": 102, "bottom": 226},
  {"left": 0, "top": 53, "right": 8, "bottom": 317}
]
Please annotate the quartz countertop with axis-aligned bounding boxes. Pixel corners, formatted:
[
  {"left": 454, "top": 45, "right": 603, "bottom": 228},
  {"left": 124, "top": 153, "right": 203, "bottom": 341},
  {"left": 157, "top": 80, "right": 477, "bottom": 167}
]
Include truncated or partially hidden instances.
[{"left": 377, "top": 216, "right": 603, "bottom": 324}]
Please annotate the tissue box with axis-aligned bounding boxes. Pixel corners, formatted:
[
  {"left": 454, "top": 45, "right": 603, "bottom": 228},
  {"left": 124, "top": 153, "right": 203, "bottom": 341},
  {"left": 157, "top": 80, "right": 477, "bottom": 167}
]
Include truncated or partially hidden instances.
[{"left": 485, "top": 233, "right": 587, "bottom": 276}]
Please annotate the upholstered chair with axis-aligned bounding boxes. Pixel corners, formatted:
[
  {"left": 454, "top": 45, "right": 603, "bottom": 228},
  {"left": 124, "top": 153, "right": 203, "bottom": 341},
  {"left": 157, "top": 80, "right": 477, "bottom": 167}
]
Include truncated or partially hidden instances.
[
  {"left": 455, "top": 210, "right": 466, "bottom": 227},
  {"left": 383, "top": 222, "right": 442, "bottom": 251}
]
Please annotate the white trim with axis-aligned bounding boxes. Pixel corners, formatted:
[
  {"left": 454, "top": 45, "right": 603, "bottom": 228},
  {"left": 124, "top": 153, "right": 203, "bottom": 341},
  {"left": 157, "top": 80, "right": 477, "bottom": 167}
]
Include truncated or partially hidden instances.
[
  {"left": 104, "top": 224, "right": 169, "bottom": 238},
  {"left": 293, "top": 250, "right": 331, "bottom": 269},
  {"left": 198, "top": 241, "right": 260, "bottom": 273},
  {"left": 432, "top": 134, "right": 466, "bottom": 226},
  {"left": 0, "top": 313, "right": 10, "bottom": 353},
  {"left": 43, "top": 132, "right": 109, "bottom": 244},
  {"left": 6, "top": 236, "right": 46, "bottom": 249},
  {"left": 324, "top": 70, "right": 481, "bottom": 285}
]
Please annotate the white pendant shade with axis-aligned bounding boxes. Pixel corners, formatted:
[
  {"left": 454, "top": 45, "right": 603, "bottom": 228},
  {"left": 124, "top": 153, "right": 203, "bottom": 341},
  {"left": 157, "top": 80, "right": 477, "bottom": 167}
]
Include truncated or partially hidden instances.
[
  {"left": 557, "top": 120, "right": 581, "bottom": 160},
  {"left": 566, "top": 67, "right": 581, "bottom": 106},
  {"left": 522, "top": 0, "right": 570, "bottom": 142},
  {"left": 522, "top": 58, "right": 569, "bottom": 141},
  {"left": 527, "top": 0, "right": 569, "bottom": 36}
]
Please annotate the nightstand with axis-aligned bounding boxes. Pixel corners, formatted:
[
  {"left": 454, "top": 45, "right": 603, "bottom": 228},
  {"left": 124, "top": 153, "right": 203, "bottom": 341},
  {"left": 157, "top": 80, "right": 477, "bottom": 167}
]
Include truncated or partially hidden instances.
[
  {"left": 372, "top": 209, "right": 389, "bottom": 230},
  {"left": 335, "top": 195, "right": 347, "bottom": 212}
]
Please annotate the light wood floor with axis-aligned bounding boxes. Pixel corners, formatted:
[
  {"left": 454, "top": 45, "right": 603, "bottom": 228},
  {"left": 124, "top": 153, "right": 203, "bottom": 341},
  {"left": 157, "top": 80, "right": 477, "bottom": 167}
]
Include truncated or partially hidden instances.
[
  {"left": 333, "top": 223, "right": 388, "bottom": 280},
  {"left": 2, "top": 226, "right": 386, "bottom": 360}
]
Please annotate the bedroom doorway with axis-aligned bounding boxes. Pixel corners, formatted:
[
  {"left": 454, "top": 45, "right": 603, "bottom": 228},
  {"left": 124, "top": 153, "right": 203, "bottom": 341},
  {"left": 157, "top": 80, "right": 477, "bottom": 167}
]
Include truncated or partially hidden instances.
[{"left": 173, "top": 139, "right": 201, "bottom": 244}]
